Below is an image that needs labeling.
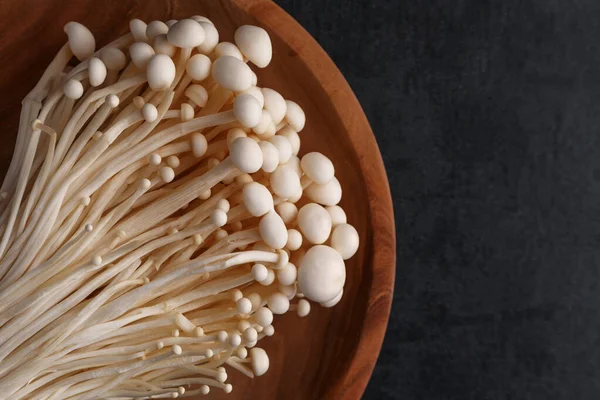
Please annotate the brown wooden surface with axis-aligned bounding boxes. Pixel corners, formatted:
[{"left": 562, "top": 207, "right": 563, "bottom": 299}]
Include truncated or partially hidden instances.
[{"left": 0, "top": 0, "right": 396, "bottom": 398}]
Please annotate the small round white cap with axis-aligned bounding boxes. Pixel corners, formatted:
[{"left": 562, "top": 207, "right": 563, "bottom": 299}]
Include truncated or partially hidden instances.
[
  {"left": 234, "top": 25, "right": 272, "bottom": 68},
  {"left": 298, "top": 245, "right": 346, "bottom": 303}
]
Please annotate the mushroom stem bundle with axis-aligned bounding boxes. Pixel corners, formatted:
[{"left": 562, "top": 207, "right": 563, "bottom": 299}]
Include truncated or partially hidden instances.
[{"left": 0, "top": 16, "right": 360, "bottom": 400}]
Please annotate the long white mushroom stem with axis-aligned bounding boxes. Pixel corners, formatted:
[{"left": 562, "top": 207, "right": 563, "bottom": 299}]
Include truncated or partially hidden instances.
[{"left": 0, "top": 16, "right": 360, "bottom": 400}]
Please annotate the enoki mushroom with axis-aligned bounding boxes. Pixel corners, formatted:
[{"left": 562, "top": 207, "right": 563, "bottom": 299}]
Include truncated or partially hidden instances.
[{"left": 0, "top": 16, "right": 360, "bottom": 400}]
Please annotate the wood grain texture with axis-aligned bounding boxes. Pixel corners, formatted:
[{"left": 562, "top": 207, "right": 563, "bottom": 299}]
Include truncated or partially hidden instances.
[{"left": 0, "top": 0, "right": 395, "bottom": 398}]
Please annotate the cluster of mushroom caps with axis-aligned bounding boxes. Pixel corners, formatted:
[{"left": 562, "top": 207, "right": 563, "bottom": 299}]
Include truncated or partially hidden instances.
[{"left": 0, "top": 16, "right": 359, "bottom": 400}]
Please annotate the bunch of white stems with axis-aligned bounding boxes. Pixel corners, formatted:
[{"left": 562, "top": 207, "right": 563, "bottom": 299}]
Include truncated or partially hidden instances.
[{"left": 0, "top": 16, "right": 359, "bottom": 400}]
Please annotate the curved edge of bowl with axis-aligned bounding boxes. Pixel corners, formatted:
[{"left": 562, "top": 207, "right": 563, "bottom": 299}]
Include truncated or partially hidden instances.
[{"left": 231, "top": 1, "right": 396, "bottom": 398}]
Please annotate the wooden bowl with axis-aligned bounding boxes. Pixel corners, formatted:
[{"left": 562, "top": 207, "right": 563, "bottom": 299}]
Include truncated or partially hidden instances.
[{"left": 0, "top": 0, "right": 395, "bottom": 398}]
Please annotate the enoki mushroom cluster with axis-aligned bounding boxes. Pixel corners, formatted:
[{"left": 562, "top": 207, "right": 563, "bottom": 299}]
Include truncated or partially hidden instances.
[{"left": 0, "top": 16, "right": 359, "bottom": 400}]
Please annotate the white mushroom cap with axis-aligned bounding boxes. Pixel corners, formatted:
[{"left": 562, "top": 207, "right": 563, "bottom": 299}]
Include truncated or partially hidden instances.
[
  {"left": 241, "top": 86, "right": 265, "bottom": 108},
  {"left": 133, "top": 95, "right": 145, "bottom": 110},
  {"left": 142, "top": 103, "right": 158, "bottom": 122},
  {"left": 298, "top": 245, "right": 345, "bottom": 303},
  {"left": 199, "top": 385, "right": 210, "bottom": 395},
  {"left": 254, "top": 307, "right": 273, "bottom": 327},
  {"left": 258, "top": 141, "right": 279, "bottom": 173},
  {"left": 167, "top": 19, "right": 205, "bottom": 48},
  {"left": 217, "top": 198, "right": 230, "bottom": 213},
  {"left": 233, "top": 94, "right": 262, "bottom": 128},
  {"left": 212, "top": 56, "right": 253, "bottom": 92},
  {"left": 237, "top": 347, "right": 248, "bottom": 359},
  {"left": 106, "top": 94, "right": 120, "bottom": 108},
  {"left": 210, "top": 209, "right": 227, "bottom": 227},
  {"left": 88, "top": 57, "right": 107, "bottom": 87},
  {"left": 129, "top": 42, "right": 155, "bottom": 69},
  {"left": 214, "top": 228, "right": 228, "bottom": 240},
  {"left": 265, "top": 122, "right": 276, "bottom": 138},
  {"left": 197, "top": 21, "right": 219, "bottom": 54},
  {"left": 297, "top": 203, "right": 332, "bottom": 244},
  {"left": 252, "top": 110, "right": 274, "bottom": 137},
  {"left": 232, "top": 289, "right": 244, "bottom": 302},
  {"left": 305, "top": 176, "right": 342, "bottom": 206},
  {"left": 230, "top": 137, "right": 263, "bottom": 173},
  {"left": 243, "top": 182, "right": 273, "bottom": 217},
  {"left": 227, "top": 128, "right": 247, "bottom": 147},
  {"left": 330, "top": 223, "right": 359, "bottom": 260},
  {"left": 269, "top": 136, "right": 292, "bottom": 164},
  {"left": 279, "top": 283, "right": 297, "bottom": 299},
  {"left": 244, "top": 327, "right": 258, "bottom": 343},
  {"left": 172, "top": 344, "right": 182, "bottom": 355},
  {"left": 263, "top": 325, "right": 275, "bottom": 336},
  {"left": 92, "top": 255, "right": 102, "bottom": 266},
  {"left": 251, "top": 263, "right": 269, "bottom": 282},
  {"left": 270, "top": 165, "right": 302, "bottom": 199},
  {"left": 64, "top": 79, "right": 84, "bottom": 100},
  {"left": 181, "top": 101, "right": 197, "bottom": 120},
  {"left": 276, "top": 249, "right": 289, "bottom": 269},
  {"left": 249, "top": 348, "right": 270, "bottom": 376},
  {"left": 320, "top": 288, "right": 343, "bottom": 308},
  {"left": 146, "top": 54, "right": 176, "bottom": 90},
  {"left": 229, "top": 332, "right": 242, "bottom": 347},
  {"left": 153, "top": 34, "right": 176, "bottom": 57},
  {"left": 259, "top": 210, "right": 288, "bottom": 249},
  {"left": 260, "top": 268, "right": 276, "bottom": 286},
  {"left": 146, "top": 20, "right": 169, "bottom": 41},
  {"left": 277, "top": 262, "right": 297, "bottom": 285},
  {"left": 282, "top": 154, "right": 302, "bottom": 177},
  {"left": 64, "top": 22, "right": 95, "bottom": 61},
  {"left": 286, "top": 229, "right": 303, "bottom": 251},
  {"left": 297, "top": 299, "right": 311, "bottom": 317},
  {"left": 215, "top": 42, "right": 244, "bottom": 60},
  {"left": 301, "top": 152, "right": 335, "bottom": 184},
  {"left": 279, "top": 127, "right": 300, "bottom": 155},
  {"left": 159, "top": 166, "right": 175, "bottom": 183},
  {"left": 284, "top": 100, "right": 306, "bottom": 132},
  {"left": 209, "top": 153, "right": 224, "bottom": 165},
  {"left": 191, "top": 15, "right": 213, "bottom": 24},
  {"left": 247, "top": 293, "right": 262, "bottom": 311},
  {"left": 216, "top": 367, "right": 228, "bottom": 383},
  {"left": 267, "top": 292, "right": 290, "bottom": 314},
  {"left": 262, "top": 88, "right": 287, "bottom": 124},
  {"left": 129, "top": 19, "right": 148, "bottom": 42},
  {"left": 287, "top": 190, "right": 303, "bottom": 205},
  {"left": 217, "top": 330, "right": 228, "bottom": 343},
  {"left": 149, "top": 153, "right": 161, "bottom": 166},
  {"left": 198, "top": 189, "right": 211, "bottom": 200},
  {"left": 192, "top": 325, "right": 204, "bottom": 336},
  {"left": 236, "top": 297, "right": 252, "bottom": 314},
  {"left": 234, "top": 25, "right": 272, "bottom": 68},
  {"left": 326, "top": 205, "right": 347, "bottom": 226},
  {"left": 191, "top": 133, "right": 208, "bottom": 158},
  {"left": 99, "top": 47, "right": 126, "bottom": 71},
  {"left": 275, "top": 202, "right": 298, "bottom": 224},
  {"left": 186, "top": 54, "right": 212, "bottom": 81},
  {"left": 184, "top": 84, "right": 208, "bottom": 107}
]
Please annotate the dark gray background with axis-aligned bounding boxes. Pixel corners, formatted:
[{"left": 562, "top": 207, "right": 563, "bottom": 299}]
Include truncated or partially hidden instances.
[{"left": 278, "top": 1, "right": 600, "bottom": 399}]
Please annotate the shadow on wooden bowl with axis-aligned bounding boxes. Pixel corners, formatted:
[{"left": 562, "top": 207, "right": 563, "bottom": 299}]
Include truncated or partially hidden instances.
[{"left": 0, "top": 0, "right": 395, "bottom": 398}]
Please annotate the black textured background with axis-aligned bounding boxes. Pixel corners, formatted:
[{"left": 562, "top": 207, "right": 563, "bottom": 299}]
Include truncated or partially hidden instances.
[{"left": 277, "top": 1, "right": 600, "bottom": 399}]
